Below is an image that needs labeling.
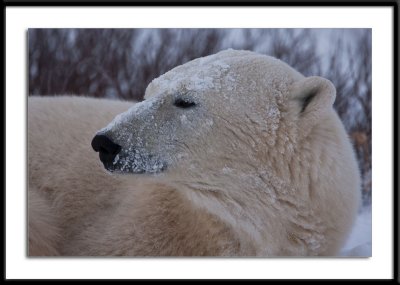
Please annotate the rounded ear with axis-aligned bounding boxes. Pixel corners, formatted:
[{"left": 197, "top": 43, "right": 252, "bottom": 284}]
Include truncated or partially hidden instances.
[{"left": 289, "top": 76, "right": 336, "bottom": 129}]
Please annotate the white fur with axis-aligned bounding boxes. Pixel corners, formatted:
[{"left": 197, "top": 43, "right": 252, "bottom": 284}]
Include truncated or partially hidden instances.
[{"left": 28, "top": 50, "right": 360, "bottom": 256}]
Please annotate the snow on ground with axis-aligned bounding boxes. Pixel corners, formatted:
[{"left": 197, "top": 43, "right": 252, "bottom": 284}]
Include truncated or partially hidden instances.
[{"left": 339, "top": 205, "right": 372, "bottom": 257}]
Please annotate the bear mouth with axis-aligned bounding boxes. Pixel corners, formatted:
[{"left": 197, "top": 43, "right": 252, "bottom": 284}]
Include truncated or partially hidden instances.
[{"left": 102, "top": 152, "right": 167, "bottom": 174}]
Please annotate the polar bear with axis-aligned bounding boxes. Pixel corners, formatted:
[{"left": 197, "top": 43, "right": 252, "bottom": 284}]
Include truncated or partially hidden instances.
[{"left": 28, "top": 49, "right": 360, "bottom": 256}]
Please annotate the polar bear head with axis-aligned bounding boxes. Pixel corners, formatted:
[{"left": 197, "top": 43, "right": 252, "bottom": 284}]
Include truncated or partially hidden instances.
[
  {"left": 92, "top": 49, "right": 360, "bottom": 255},
  {"left": 92, "top": 49, "right": 336, "bottom": 180}
]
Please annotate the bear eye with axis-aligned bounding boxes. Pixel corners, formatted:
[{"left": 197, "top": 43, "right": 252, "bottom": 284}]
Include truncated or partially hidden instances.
[{"left": 174, "top": 98, "right": 196, "bottom": 109}]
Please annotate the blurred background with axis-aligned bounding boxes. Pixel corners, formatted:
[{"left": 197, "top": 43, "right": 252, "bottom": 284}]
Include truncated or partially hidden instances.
[{"left": 28, "top": 28, "right": 371, "bottom": 206}]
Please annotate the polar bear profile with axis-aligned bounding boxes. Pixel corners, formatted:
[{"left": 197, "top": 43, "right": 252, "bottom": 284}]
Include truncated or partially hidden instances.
[{"left": 28, "top": 49, "right": 360, "bottom": 256}]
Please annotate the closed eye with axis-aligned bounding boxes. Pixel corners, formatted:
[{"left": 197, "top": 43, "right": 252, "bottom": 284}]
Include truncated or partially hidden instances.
[{"left": 174, "top": 98, "right": 196, "bottom": 109}]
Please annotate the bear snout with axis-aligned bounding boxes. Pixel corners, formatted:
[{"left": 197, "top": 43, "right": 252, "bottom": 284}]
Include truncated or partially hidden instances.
[{"left": 91, "top": 134, "right": 122, "bottom": 167}]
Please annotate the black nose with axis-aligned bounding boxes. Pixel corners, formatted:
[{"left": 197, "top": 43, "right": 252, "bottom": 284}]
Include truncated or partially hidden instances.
[{"left": 91, "top": 134, "right": 121, "bottom": 166}]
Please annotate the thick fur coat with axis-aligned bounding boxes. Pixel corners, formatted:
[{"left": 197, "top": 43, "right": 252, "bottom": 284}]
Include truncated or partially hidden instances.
[{"left": 28, "top": 50, "right": 360, "bottom": 256}]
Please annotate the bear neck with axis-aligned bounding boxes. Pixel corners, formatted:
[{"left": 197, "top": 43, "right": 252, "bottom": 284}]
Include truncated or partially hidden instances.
[{"left": 169, "top": 165, "right": 307, "bottom": 255}]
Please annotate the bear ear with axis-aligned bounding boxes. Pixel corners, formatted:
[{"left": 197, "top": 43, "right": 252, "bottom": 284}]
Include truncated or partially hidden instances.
[{"left": 289, "top": 76, "right": 336, "bottom": 128}]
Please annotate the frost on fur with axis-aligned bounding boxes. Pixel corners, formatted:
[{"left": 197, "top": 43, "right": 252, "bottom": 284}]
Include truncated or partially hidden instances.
[{"left": 28, "top": 50, "right": 361, "bottom": 256}]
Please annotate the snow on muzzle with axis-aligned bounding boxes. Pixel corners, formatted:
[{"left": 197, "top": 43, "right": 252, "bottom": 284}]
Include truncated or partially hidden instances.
[
  {"left": 91, "top": 132, "right": 166, "bottom": 174},
  {"left": 91, "top": 96, "right": 168, "bottom": 174}
]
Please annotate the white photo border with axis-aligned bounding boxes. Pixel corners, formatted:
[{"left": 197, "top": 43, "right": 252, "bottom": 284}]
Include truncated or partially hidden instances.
[{"left": 5, "top": 6, "right": 394, "bottom": 280}]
